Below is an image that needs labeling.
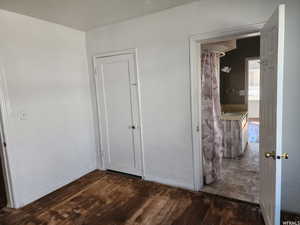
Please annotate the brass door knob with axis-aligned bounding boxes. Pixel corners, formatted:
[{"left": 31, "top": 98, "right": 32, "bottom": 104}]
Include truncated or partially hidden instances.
[
  {"left": 265, "top": 151, "right": 288, "bottom": 160},
  {"left": 277, "top": 153, "right": 288, "bottom": 159},
  {"left": 265, "top": 151, "right": 276, "bottom": 159}
]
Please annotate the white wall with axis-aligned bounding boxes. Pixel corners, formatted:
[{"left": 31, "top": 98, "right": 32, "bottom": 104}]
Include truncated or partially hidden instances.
[
  {"left": 248, "top": 100, "right": 259, "bottom": 118},
  {"left": 86, "top": 0, "right": 282, "bottom": 191},
  {"left": 0, "top": 9, "right": 97, "bottom": 207},
  {"left": 87, "top": 0, "right": 300, "bottom": 213}
]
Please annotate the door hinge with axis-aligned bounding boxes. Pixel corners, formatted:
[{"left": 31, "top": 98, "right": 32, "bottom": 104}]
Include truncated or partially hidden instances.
[
  {"left": 3, "top": 142, "right": 6, "bottom": 148},
  {"left": 196, "top": 126, "right": 200, "bottom": 132}
]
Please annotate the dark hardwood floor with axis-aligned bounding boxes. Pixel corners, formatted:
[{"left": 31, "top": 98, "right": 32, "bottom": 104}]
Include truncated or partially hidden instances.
[{"left": 0, "top": 170, "right": 265, "bottom": 225}]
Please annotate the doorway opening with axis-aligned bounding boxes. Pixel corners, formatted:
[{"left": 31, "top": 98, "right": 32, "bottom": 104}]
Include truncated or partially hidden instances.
[
  {"left": 190, "top": 6, "right": 286, "bottom": 224},
  {"left": 194, "top": 32, "right": 261, "bottom": 204},
  {"left": 93, "top": 49, "right": 144, "bottom": 178},
  {"left": 246, "top": 58, "right": 260, "bottom": 144}
]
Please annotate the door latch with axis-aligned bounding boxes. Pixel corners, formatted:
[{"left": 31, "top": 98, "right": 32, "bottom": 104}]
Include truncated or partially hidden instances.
[{"left": 277, "top": 153, "right": 288, "bottom": 159}]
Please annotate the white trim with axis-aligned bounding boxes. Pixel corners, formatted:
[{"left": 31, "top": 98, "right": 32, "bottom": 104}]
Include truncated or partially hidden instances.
[
  {"left": 92, "top": 48, "right": 145, "bottom": 179},
  {"left": 274, "top": 4, "right": 285, "bottom": 225},
  {"left": 189, "top": 23, "right": 264, "bottom": 191},
  {"left": 133, "top": 50, "right": 146, "bottom": 179},
  {"left": 245, "top": 57, "right": 261, "bottom": 109},
  {"left": 0, "top": 64, "right": 16, "bottom": 208},
  {"left": 144, "top": 175, "right": 194, "bottom": 191},
  {"left": 93, "top": 48, "right": 137, "bottom": 59},
  {"left": 92, "top": 63, "right": 105, "bottom": 170}
]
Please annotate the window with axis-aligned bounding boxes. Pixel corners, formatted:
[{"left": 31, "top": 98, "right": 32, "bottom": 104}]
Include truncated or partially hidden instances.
[{"left": 248, "top": 59, "right": 260, "bottom": 101}]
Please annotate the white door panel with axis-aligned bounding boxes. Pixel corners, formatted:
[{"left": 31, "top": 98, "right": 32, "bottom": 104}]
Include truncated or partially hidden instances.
[
  {"left": 95, "top": 53, "right": 142, "bottom": 176},
  {"left": 260, "top": 4, "right": 285, "bottom": 225}
]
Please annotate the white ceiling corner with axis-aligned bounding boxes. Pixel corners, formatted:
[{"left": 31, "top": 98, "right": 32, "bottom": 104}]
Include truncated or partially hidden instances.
[{"left": 0, "top": 0, "right": 198, "bottom": 31}]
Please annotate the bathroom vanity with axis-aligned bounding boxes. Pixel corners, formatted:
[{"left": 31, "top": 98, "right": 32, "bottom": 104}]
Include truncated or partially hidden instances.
[{"left": 221, "top": 106, "right": 248, "bottom": 158}]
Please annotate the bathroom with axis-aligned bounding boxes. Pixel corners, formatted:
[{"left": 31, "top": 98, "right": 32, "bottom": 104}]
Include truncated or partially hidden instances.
[{"left": 200, "top": 35, "right": 260, "bottom": 203}]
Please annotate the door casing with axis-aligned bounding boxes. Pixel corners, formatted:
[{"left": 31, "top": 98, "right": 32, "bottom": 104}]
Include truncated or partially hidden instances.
[
  {"left": 245, "top": 56, "right": 261, "bottom": 111},
  {"left": 0, "top": 64, "right": 16, "bottom": 208},
  {"left": 189, "top": 24, "right": 264, "bottom": 191}
]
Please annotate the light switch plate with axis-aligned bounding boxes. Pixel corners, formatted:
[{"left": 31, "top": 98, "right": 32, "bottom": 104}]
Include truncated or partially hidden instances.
[{"left": 18, "top": 111, "right": 27, "bottom": 120}]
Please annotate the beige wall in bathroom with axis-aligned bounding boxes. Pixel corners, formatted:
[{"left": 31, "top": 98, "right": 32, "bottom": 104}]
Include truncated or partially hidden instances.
[{"left": 220, "top": 36, "right": 260, "bottom": 105}]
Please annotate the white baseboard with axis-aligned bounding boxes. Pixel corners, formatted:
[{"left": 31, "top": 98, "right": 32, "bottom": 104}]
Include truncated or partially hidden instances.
[
  {"left": 144, "top": 175, "right": 194, "bottom": 191},
  {"left": 99, "top": 168, "right": 195, "bottom": 191}
]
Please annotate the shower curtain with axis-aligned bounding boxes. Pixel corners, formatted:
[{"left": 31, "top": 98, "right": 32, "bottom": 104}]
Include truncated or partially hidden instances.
[{"left": 201, "top": 51, "right": 224, "bottom": 184}]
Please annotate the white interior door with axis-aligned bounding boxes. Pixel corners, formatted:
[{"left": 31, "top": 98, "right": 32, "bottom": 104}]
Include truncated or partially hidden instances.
[
  {"left": 260, "top": 4, "right": 285, "bottom": 225},
  {"left": 95, "top": 52, "right": 142, "bottom": 176}
]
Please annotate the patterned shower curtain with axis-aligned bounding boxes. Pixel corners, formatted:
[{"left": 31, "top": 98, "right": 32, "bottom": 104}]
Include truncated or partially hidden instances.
[{"left": 201, "top": 51, "right": 224, "bottom": 184}]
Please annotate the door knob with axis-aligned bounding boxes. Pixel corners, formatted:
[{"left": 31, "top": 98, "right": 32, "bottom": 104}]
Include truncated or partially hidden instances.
[
  {"left": 277, "top": 153, "right": 288, "bottom": 159},
  {"left": 265, "top": 151, "right": 276, "bottom": 159},
  {"left": 265, "top": 151, "right": 288, "bottom": 160}
]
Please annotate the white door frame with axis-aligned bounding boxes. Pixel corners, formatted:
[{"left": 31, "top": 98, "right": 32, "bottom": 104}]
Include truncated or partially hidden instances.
[
  {"left": 245, "top": 57, "right": 260, "bottom": 110},
  {"left": 92, "top": 48, "right": 145, "bottom": 178},
  {"left": 0, "top": 65, "right": 16, "bottom": 208},
  {"left": 189, "top": 23, "right": 264, "bottom": 191}
]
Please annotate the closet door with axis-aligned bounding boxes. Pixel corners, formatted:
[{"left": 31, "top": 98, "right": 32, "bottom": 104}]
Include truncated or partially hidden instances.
[{"left": 94, "top": 53, "right": 142, "bottom": 176}]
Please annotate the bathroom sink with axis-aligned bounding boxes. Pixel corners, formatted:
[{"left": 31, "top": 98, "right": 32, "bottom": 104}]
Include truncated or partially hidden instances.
[
  {"left": 221, "top": 111, "right": 248, "bottom": 121},
  {"left": 222, "top": 112, "right": 241, "bottom": 116}
]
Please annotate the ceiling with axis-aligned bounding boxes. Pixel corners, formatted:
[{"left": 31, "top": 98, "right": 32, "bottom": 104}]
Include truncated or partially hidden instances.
[{"left": 0, "top": 0, "right": 197, "bottom": 31}]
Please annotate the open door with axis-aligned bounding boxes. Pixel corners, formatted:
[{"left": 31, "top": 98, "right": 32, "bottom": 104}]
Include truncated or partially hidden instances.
[{"left": 260, "top": 4, "right": 286, "bottom": 225}]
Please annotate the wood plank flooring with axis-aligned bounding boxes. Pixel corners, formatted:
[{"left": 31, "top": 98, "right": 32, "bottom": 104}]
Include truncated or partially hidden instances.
[{"left": 0, "top": 170, "right": 265, "bottom": 225}]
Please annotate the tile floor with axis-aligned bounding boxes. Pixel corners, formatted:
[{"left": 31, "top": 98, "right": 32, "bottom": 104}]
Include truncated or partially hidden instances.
[
  {"left": 201, "top": 121, "right": 260, "bottom": 204},
  {"left": 248, "top": 120, "right": 260, "bottom": 143}
]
